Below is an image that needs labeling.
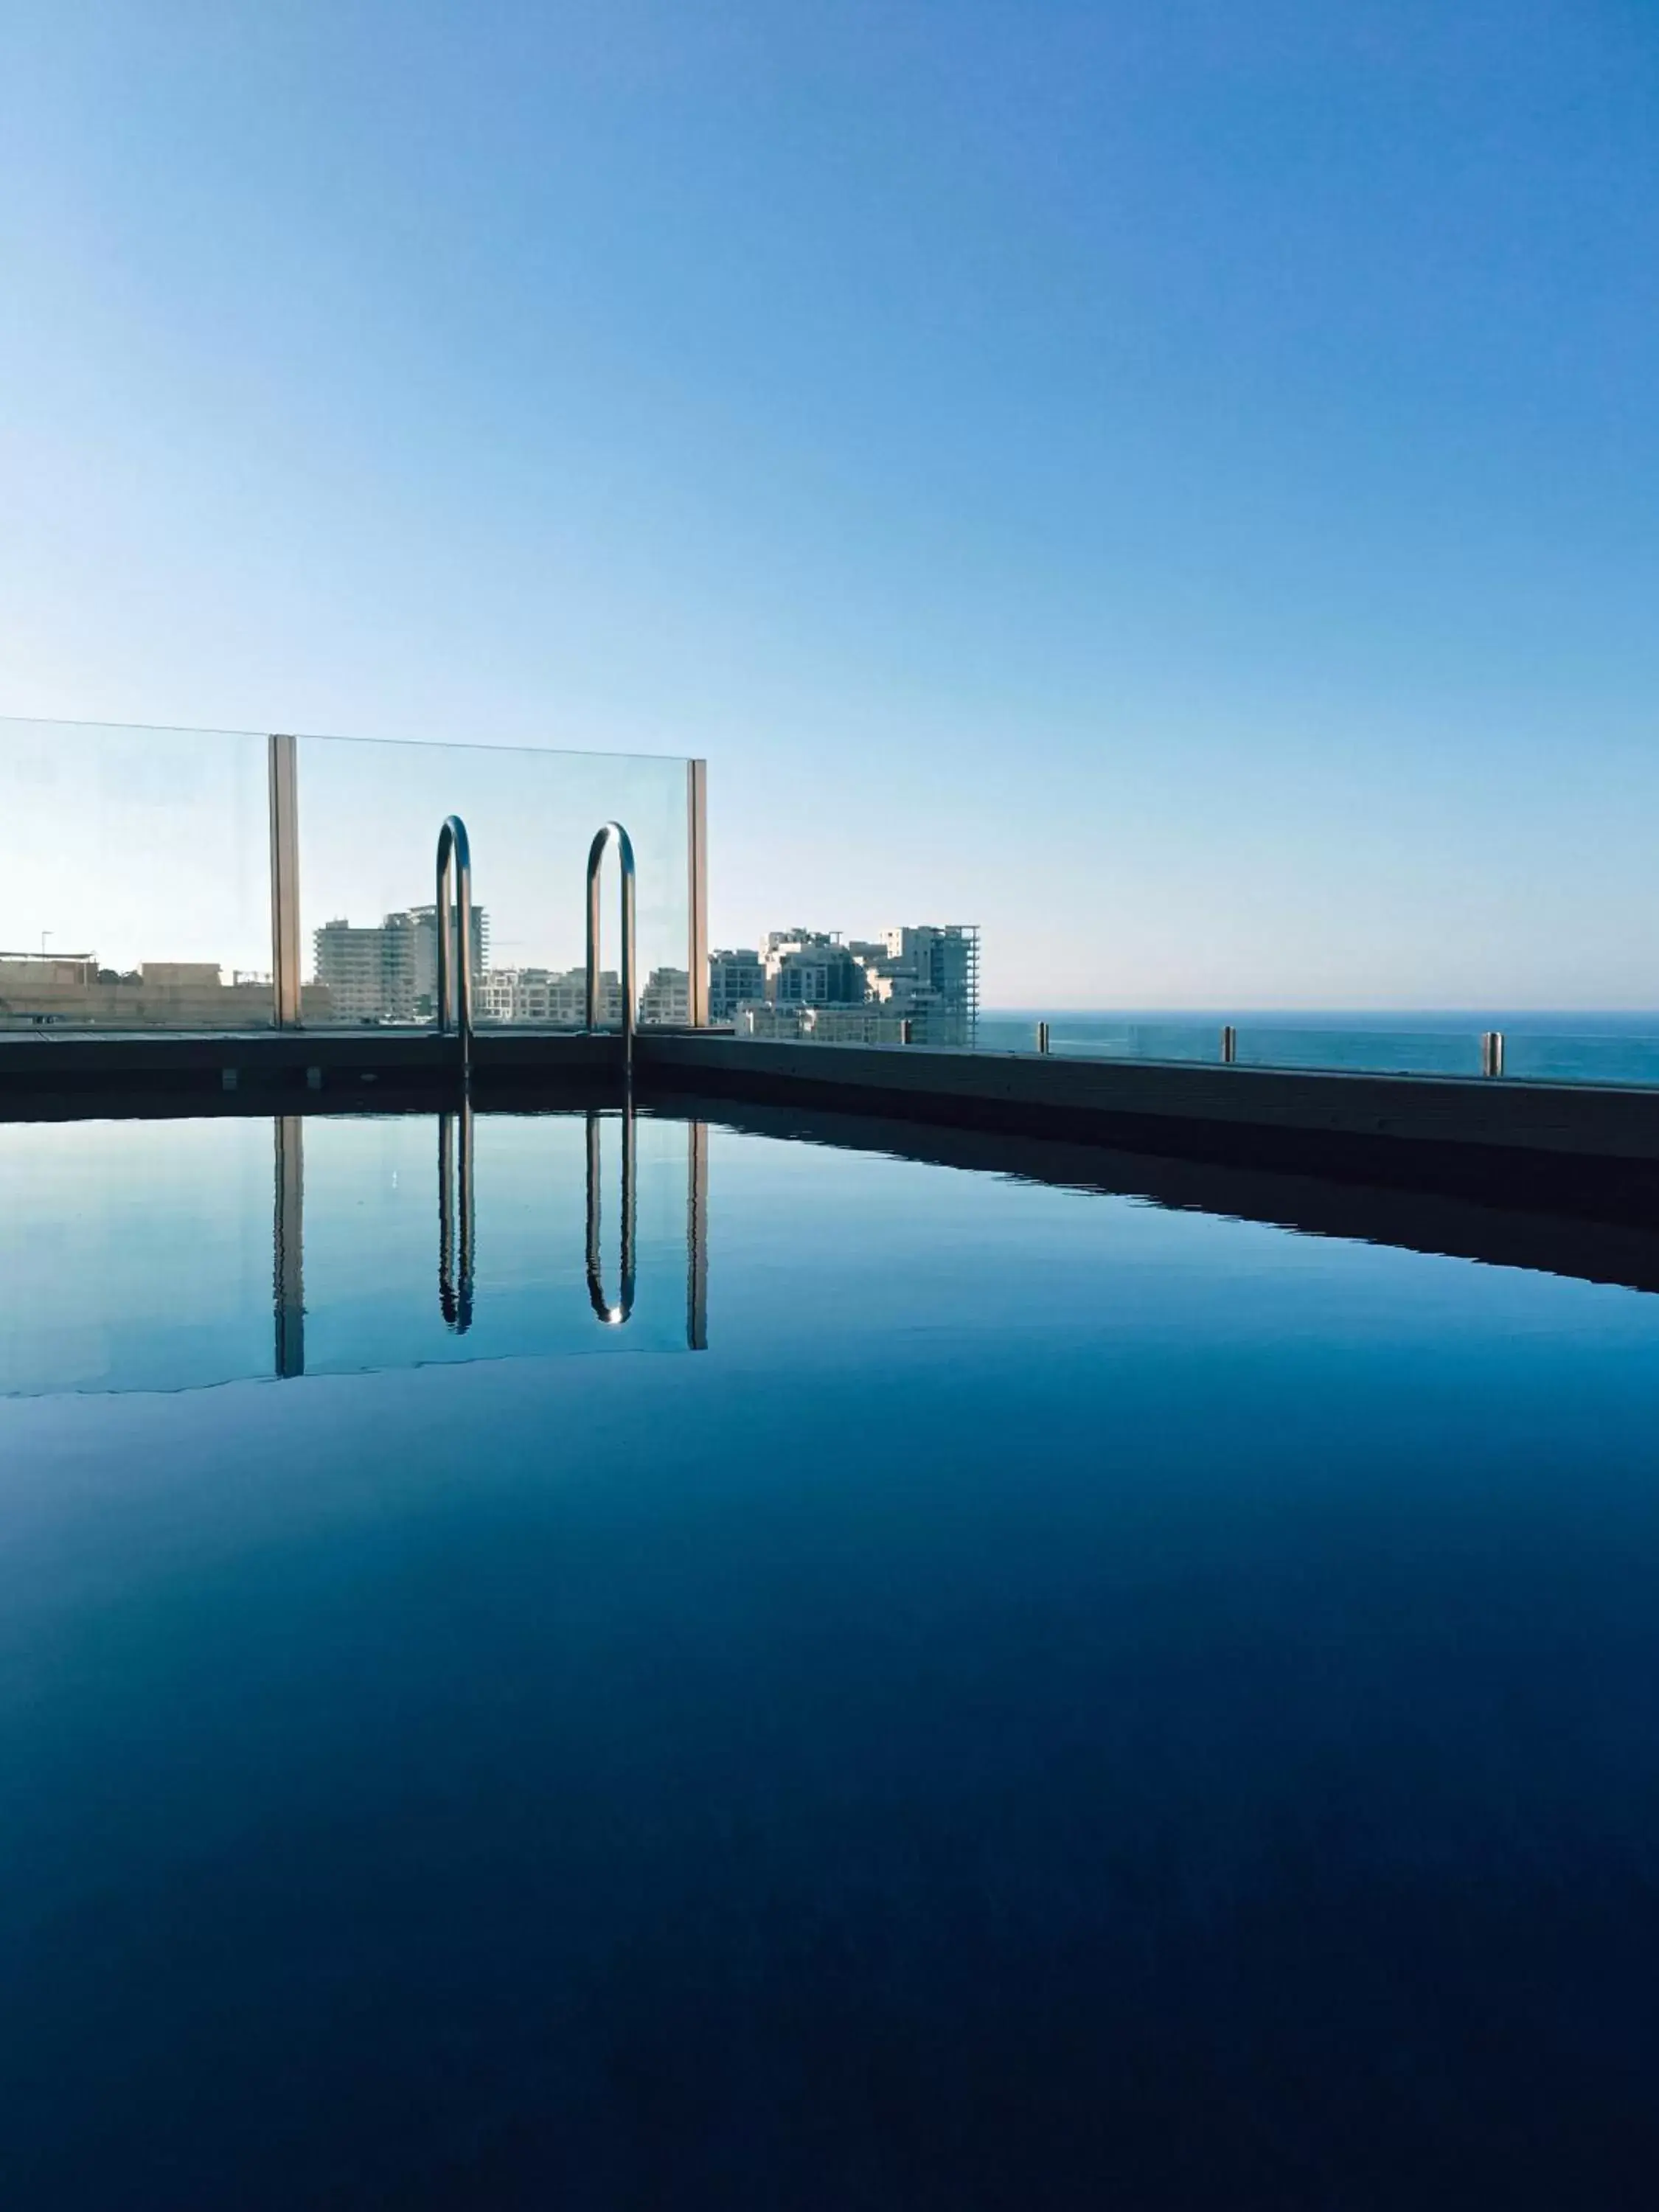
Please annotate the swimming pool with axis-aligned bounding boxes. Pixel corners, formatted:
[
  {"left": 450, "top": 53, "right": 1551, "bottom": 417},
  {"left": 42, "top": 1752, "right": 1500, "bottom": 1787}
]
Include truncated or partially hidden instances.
[{"left": 5, "top": 1107, "right": 1659, "bottom": 2205}]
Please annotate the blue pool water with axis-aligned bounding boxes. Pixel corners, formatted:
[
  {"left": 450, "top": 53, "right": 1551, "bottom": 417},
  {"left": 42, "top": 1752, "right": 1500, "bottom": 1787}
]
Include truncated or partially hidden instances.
[{"left": 4, "top": 1110, "right": 1659, "bottom": 2205}]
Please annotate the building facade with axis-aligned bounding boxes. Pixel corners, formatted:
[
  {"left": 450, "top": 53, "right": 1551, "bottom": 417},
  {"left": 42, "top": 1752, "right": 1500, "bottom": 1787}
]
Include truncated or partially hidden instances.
[
  {"left": 313, "top": 916, "right": 417, "bottom": 1023},
  {"left": 406, "top": 903, "right": 489, "bottom": 1015},
  {"left": 708, "top": 948, "right": 766, "bottom": 1023},
  {"left": 764, "top": 930, "right": 865, "bottom": 1007},
  {"left": 713, "top": 922, "right": 980, "bottom": 1046},
  {"left": 312, "top": 905, "right": 489, "bottom": 1023},
  {"left": 0, "top": 952, "right": 333, "bottom": 1028},
  {"left": 476, "top": 967, "right": 620, "bottom": 1025},
  {"left": 639, "top": 967, "right": 691, "bottom": 1026}
]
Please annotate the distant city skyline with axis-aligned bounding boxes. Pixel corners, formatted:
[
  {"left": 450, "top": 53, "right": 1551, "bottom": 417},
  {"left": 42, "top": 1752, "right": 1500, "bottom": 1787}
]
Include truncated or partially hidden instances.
[
  {"left": 4, "top": 9, "right": 1658, "bottom": 1006},
  {"left": 0, "top": 897, "right": 978, "bottom": 1037}
]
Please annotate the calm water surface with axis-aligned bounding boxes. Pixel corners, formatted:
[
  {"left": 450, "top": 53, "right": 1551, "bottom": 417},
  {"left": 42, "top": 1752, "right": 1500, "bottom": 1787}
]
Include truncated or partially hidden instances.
[{"left": 4, "top": 1111, "right": 1659, "bottom": 2206}]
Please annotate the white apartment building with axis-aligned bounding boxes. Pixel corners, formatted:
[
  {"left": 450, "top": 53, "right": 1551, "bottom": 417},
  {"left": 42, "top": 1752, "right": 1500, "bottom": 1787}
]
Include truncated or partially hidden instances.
[
  {"left": 313, "top": 904, "right": 489, "bottom": 1023},
  {"left": 476, "top": 967, "right": 620, "bottom": 1025},
  {"left": 639, "top": 967, "right": 691, "bottom": 1026},
  {"left": 313, "top": 914, "right": 419, "bottom": 1023},
  {"left": 852, "top": 925, "right": 978, "bottom": 1046},
  {"left": 717, "top": 921, "right": 980, "bottom": 1046}
]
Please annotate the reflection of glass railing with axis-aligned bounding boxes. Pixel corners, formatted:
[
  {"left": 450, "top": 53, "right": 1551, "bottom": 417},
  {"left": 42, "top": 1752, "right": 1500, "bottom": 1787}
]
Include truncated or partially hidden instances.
[
  {"left": 264, "top": 1109, "right": 705, "bottom": 1385},
  {"left": 982, "top": 1017, "right": 1659, "bottom": 1088},
  {"left": 0, "top": 717, "right": 706, "bottom": 1033}
]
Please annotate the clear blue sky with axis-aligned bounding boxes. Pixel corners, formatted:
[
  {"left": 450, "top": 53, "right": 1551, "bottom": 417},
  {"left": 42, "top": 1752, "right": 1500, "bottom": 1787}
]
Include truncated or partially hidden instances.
[{"left": 2, "top": 1, "right": 1655, "bottom": 1006}]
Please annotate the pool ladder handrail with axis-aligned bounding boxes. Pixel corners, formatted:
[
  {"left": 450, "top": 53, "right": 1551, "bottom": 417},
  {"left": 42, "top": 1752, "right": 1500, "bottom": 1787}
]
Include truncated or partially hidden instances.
[
  {"left": 435, "top": 814, "right": 475, "bottom": 1077},
  {"left": 585, "top": 820, "right": 636, "bottom": 1074}
]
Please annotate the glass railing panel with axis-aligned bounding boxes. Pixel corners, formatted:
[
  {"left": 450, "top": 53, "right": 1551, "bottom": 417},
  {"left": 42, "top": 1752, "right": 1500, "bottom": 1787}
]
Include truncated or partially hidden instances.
[
  {"left": 0, "top": 1110, "right": 706, "bottom": 1394},
  {"left": 1233, "top": 1027, "right": 1485, "bottom": 1079},
  {"left": 0, "top": 717, "right": 273, "bottom": 1029},
  {"left": 978, "top": 1018, "right": 1500, "bottom": 1076},
  {"left": 293, "top": 734, "right": 690, "bottom": 1028},
  {"left": 1501, "top": 1030, "right": 1659, "bottom": 1088},
  {"left": 976, "top": 1015, "right": 1220, "bottom": 1063}
]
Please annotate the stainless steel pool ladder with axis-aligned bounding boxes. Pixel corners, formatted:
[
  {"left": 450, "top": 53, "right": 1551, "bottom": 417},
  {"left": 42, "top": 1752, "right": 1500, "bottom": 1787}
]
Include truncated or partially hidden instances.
[
  {"left": 585, "top": 821, "right": 636, "bottom": 1076},
  {"left": 435, "top": 814, "right": 475, "bottom": 1079},
  {"left": 585, "top": 1106, "right": 636, "bottom": 1326}
]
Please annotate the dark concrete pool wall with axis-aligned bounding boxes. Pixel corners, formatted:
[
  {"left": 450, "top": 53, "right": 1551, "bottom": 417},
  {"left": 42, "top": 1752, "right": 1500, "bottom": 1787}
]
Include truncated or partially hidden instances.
[{"left": 5, "top": 1026, "right": 1659, "bottom": 1223}]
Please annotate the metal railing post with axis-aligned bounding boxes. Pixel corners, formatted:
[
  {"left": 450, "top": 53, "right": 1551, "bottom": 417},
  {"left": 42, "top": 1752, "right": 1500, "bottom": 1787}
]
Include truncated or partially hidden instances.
[
  {"left": 268, "top": 734, "right": 301, "bottom": 1028},
  {"left": 435, "top": 815, "right": 474, "bottom": 1078},
  {"left": 1036, "top": 1020, "right": 1050, "bottom": 1054},
  {"left": 1481, "top": 1029, "right": 1505, "bottom": 1079},
  {"left": 585, "top": 821, "right": 637, "bottom": 1074},
  {"left": 687, "top": 760, "right": 709, "bottom": 1027},
  {"left": 1221, "top": 1024, "right": 1238, "bottom": 1065}
]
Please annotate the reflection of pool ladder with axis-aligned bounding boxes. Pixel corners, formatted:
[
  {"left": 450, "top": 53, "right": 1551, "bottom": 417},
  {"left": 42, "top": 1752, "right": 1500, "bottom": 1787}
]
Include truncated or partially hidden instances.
[
  {"left": 585, "top": 1107, "right": 636, "bottom": 1325},
  {"left": 435, "top": 814, "right": 476, "bottom": 1080},
  {"left": 585, "top": 821, "right": 636, "bottom": 1078},
  {"left": 438, "top": 1099, "right": 475, "bottom": 1332},
  {"left": 584, "top": 1106, "right": 707, "bottom": 1342}
]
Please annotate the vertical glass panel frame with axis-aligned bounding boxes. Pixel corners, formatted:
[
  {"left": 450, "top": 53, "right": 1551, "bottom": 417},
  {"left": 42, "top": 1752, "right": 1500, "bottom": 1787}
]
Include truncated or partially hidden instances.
[
  {"left": 0, "top": 717, "right": 273, "bottom": 1029},
  {"left": 293, "top": 734, "right": 690, "bottom": 1028}
]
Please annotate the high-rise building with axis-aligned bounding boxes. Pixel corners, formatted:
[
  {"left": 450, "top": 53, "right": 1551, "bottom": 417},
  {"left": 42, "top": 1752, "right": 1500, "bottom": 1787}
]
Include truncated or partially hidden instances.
[
  {"left": 312, "top": 915, "right": 418, "bottom": 1023},
  {"left": 311, "top": 904, "right": 489, "bottom": 1023},
  {"left": 857, "top": 924, "right": 979, "bottom": 1046},
  {"left": 405, "top": 902, "right": 488, "bottom": 1015}
]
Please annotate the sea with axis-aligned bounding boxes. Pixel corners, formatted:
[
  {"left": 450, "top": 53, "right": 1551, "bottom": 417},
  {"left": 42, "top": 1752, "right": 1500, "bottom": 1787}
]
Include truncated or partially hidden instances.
[{"left": 976, "top": 1010, "right": 1659, "bottom": 1088}]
